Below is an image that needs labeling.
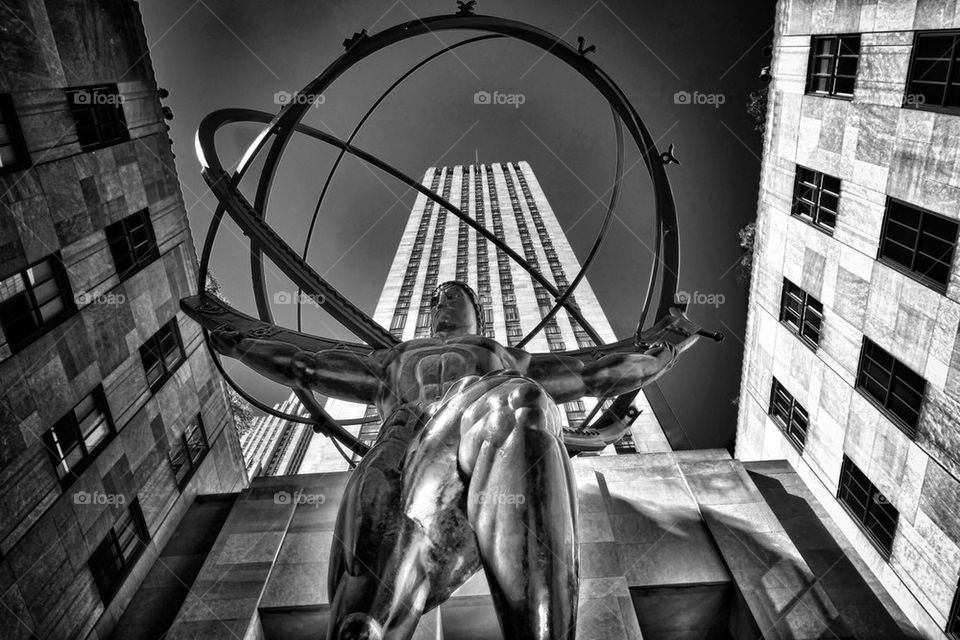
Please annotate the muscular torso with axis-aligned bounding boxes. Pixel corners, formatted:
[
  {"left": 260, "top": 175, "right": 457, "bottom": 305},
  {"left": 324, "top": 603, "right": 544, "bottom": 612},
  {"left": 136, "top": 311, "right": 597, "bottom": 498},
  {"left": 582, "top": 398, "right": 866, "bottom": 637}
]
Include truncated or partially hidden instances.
[{"left": 376, "top": 335, "right": 529, "bottom": 417}]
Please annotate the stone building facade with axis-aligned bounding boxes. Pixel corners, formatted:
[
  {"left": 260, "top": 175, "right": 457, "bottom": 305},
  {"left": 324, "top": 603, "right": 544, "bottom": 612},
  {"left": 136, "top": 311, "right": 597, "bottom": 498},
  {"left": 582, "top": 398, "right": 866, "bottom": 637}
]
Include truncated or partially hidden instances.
[
  {"left": 0, "top": 2, "right": 246, "bottom": 638},
  {"left": 736, "top": 1, "right": 960, "bottom": 638}
]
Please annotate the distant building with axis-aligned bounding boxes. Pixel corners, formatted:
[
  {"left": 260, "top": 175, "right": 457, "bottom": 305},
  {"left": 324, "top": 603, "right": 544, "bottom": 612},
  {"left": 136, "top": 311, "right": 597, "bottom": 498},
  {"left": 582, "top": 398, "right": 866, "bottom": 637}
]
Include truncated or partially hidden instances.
[
  {"left": 0, "top": 2, "right": 245, "bottom": 638},
  {"left": 240, "top": 394, "right": 314, "bottom": 477},
  {"left": 736, "top": 2, "right": 960, "bottom": 638}
]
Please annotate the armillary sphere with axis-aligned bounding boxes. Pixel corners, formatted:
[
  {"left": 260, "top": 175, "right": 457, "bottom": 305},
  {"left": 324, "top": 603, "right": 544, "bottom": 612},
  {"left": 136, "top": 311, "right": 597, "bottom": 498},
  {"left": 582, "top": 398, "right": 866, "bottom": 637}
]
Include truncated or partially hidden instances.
[{"left": 180, "top": 5, "right": 723, "bottom": 463}]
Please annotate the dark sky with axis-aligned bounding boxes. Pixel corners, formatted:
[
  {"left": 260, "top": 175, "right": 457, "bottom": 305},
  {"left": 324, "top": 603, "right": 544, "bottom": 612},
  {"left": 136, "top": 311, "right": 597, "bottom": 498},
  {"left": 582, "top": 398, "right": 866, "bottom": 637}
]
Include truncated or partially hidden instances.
[{"left": 141, "top": 0, "right": 775, "bottom": 449}]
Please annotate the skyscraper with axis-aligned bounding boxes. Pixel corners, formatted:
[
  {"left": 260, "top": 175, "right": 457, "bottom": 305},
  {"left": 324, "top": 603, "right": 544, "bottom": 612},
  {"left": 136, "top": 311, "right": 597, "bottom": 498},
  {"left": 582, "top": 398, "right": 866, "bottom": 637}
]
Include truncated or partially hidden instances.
[
  {"left": 736, "top": 3, "right": 960, "bottom": 638},
  {"left": 240, "top": 394, "right": 314, "bottom": 477},
  {"left": 0, "top": 2, "right": 246, "bottom": 638},
  {"left": 248, "top": 161, "right": 671, "bottom": 476}
]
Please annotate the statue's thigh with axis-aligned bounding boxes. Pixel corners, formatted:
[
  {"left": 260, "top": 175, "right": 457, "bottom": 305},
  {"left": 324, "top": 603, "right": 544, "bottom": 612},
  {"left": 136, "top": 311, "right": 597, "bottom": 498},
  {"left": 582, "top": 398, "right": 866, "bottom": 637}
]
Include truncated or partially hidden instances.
[{"left": 329, "top": 411, "right": 421, "bottom": 591}]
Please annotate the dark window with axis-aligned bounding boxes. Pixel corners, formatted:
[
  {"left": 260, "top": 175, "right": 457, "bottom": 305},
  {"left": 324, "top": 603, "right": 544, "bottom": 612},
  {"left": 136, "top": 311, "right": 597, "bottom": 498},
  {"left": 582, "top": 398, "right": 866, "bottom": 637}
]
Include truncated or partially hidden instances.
[
  {"left": 105, "top": 209, "right": 159, "bottom": 281},
  {"left": 857, "top": 337, "right": 925, "bottom": 436},
  {"left": 0, "top": 94, "right": 30, "bottom": 173},
  {"left": 0, "top": 255, "right": 76, "bottom": 357},
  {"left": 506, "top": 324, "right": 523, "bottom": 338},
  {"left": 504, "top": 305, "right": 519, "bottom": 322},
  {"left": 792, "top": 166, "right": 840, "bottom": 231},
  {"left": 65, "top": 84, "right": 129, "bottom": 151},
  {"left": 948, "top": 580, "right": 960, "bottom": 638},
  {"left": 806, "top": 34, "right": 861, "bottom": 97},
  {"left": 878, "top": 199, "right": 957, "bottom": 291},
  {"left": 139, "top": 319, "right": 185, "bottom": 392},
  {"left": 779, "top": 278, "right": 824, "bottom": 347},
  {"left": 768, "top": 378, "right": 809, "bottom": 451},
  {"left": 168, "top": 415, "right": 209, "bottom": 490},
  {"left": 547, "top": 337, "right": 565, "bottom": 351},
  {"left": 42, "top": 386, "right": 114, "bottom": 485},
  {"left": 390, "top": 314, "right": 406, "bottom": 331},
  {"left": 837, "top": 456, "right": 898, "bottom": 558},
  {"left": 89, "top": 498, "right": 149, "bottom": 603},
  {"left": 905, "top": 31, "right": 960, "bottom": 112},
  {"left": 417, "top": 312, "right": 431, "bottom": 329}
]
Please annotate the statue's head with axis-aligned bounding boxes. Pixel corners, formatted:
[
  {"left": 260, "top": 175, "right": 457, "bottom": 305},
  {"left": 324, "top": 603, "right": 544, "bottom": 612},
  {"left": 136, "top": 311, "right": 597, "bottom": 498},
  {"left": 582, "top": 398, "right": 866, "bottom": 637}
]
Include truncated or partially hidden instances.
[{"left": 430, "top": 281, "right": 485, "bottom": 337}]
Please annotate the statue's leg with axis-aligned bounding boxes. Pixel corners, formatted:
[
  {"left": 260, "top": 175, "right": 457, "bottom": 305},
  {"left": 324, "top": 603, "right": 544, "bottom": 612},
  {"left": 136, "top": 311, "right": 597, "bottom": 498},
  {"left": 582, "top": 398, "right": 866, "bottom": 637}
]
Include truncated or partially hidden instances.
[
  {"left": 326, "top": 407, "right": 429, "bottom": 640},
  {"left": 456, "top": 373, "right": 580, "bottom": 640}
]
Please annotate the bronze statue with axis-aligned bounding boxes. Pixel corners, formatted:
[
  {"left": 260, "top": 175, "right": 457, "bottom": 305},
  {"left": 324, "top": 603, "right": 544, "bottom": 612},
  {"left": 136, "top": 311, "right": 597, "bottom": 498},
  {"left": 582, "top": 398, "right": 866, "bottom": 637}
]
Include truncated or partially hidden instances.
[{"left": 208, "top": 280, "right": 695, "bottom": 640}]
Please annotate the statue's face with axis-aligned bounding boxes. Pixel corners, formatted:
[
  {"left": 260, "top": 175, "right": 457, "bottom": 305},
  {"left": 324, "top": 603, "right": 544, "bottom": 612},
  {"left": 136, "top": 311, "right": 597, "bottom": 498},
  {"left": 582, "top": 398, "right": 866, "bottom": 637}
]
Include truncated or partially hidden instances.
[{"left": 431, "top": 285, "right": 478, "bottom": 335}]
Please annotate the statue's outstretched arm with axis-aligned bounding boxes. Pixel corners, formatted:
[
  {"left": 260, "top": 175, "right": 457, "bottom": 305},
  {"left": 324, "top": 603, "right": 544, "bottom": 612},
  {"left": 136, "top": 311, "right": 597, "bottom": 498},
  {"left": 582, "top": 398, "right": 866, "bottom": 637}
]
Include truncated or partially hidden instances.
[
  {"left": 525, "top": 342, "right": 680, "bottom": 403},
  {"left": 210, "top": 329, "right": 384, "bottom": 404}
]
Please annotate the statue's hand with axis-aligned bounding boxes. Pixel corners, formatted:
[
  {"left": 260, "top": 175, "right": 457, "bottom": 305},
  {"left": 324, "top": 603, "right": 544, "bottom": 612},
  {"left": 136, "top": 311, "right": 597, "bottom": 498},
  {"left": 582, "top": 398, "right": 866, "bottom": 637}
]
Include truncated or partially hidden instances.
[
  {"left": 641, "top": 341, "right": 681, "bottom": 366},
  {"left": 209, "top": 328, "right": 244, "bottom": 357}
]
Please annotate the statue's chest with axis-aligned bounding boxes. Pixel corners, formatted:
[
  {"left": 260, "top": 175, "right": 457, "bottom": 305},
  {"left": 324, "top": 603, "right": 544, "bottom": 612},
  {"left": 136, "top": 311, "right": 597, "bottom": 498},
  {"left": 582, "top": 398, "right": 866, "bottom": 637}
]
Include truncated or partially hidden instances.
[{"left": 395, "top": 347, "right": 498, "bottom": 402}]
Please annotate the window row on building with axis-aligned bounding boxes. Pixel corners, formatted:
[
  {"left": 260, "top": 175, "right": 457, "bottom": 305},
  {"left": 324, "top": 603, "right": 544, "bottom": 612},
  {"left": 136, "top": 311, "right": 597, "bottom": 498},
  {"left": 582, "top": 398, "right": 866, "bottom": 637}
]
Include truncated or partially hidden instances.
[
  {"left": 1, "top": 84, "right": 130, "bottom": 175},
  {"left": 415, "top": 170, "right": 453, "bottom": 338},
  {"left": 393, "top": 171, "right": 442, "bottom": 339},
  {"left": 511, "top": 163, "right": 595, "bottom": 350},
  {"left": 791, "top": 165, "right": 958, "bottom": 292},
  {"left": 0, "top": 208, "right": 164, "bottom": 359},
  {"left": 766, "top": 379, "right": 900, "bottom": 558},
  {"left": 484, "top": 168, "right": 524, "bottom": 346},
  {"left": 456, "top": 168, "right": 471, "bottom": 283},
  {"left": 776, "top": 274, "right": 927, "bottom": 438},
  {"left": 806, "top": 30, "right": 960, "bottom": 113},
  {"left": 84, "top": 412, "right": 206, "bottom": 603},
  {"left": 472, "top": 168, "right": 495, "bottom": 338},
  {"left": 42, "top": 318, "right": 201, "bottom": 484}
]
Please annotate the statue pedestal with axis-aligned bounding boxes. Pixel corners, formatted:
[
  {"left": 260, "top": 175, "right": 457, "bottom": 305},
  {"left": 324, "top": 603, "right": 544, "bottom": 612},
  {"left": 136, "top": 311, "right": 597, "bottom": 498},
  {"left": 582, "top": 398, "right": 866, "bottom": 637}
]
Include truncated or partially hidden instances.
[{"left": 158, "top": 450, "right": 918, "bottom": 639}]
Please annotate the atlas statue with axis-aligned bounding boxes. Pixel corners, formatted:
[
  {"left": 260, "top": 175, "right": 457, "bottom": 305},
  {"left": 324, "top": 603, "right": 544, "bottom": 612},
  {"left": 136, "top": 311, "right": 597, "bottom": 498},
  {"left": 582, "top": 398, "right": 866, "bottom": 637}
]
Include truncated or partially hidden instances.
[
  {"left": 180, "top": 5, "right": 723, "bottom": 639},
  {"left": 207, "top": 281, "right": 697, "bottom": 639}
]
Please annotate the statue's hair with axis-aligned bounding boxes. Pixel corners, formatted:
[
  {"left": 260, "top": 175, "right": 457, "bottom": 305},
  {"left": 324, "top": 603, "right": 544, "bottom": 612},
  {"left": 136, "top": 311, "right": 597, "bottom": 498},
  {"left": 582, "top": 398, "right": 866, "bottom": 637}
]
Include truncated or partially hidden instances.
[{"left": 430, "top": 280, "right": 485, "bottom": 334}]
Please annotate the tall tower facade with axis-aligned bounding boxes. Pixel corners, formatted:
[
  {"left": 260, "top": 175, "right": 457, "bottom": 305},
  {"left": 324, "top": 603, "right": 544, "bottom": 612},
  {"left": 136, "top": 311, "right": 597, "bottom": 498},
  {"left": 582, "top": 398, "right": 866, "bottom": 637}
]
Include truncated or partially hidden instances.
[
  {"left": 240, "top": 395, "right": 314, "bottom": 477},
  {"left": 0, "top": 2, "right": 246, "bottom": 638},
  {"left": 284, "top": 162, "right": 668, "bottom": 474},
  {"left": 736, "top": 2, "right": 960, "bottom": 638}
]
